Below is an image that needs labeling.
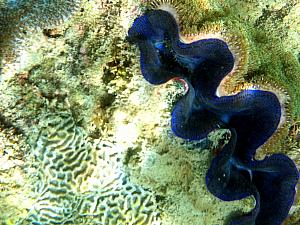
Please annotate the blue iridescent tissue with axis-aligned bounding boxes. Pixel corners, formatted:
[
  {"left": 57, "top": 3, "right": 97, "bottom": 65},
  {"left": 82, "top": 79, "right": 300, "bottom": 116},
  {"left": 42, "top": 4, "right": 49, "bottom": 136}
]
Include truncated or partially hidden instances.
[
  {"left": 128, "top": 9, "right": 299, "bottom": 225},
  {"left": 128, "top": 9, "right": 234, "bottom": 90},
  {"left": 206, "top": 129, "right": 299, "bottom": 225}
]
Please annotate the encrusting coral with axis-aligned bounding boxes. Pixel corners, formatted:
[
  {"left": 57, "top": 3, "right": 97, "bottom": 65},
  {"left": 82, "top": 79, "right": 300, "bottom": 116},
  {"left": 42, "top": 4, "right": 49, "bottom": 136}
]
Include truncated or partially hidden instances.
[{"left": 128, "top": 8, "right": 299, "bottom": 225}]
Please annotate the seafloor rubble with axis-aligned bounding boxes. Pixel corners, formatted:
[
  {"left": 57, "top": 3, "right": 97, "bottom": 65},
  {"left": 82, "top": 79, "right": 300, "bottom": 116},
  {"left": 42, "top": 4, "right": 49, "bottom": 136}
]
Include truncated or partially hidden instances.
[{"left": 0, "top": 0, "right": 299, "bottom": 224}]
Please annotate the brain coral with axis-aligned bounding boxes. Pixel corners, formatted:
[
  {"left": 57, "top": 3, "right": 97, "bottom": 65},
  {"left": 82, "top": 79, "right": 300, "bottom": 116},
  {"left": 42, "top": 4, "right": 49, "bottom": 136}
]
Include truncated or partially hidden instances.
[
  {"left": 19, "top": 112, "right": 96, "bottom": 224},
  {"left": 18, "top": 112, "right": 159, "bottom": 224},
  {"left": 78, "top": 178, "right": 159, "bottom": 225}
]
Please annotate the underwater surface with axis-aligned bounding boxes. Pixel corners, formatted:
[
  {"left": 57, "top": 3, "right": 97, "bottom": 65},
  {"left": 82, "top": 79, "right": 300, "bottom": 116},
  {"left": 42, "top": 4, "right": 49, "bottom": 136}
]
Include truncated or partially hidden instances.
[{"left": 0, "top": 0, "right": 300, "bottom": 224}]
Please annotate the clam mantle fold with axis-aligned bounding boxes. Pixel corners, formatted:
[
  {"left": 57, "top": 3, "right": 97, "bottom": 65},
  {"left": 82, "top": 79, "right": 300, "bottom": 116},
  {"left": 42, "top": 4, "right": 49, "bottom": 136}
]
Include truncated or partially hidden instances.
[{"left": 128, "top": 9, "right": 299, "bottom": 225}]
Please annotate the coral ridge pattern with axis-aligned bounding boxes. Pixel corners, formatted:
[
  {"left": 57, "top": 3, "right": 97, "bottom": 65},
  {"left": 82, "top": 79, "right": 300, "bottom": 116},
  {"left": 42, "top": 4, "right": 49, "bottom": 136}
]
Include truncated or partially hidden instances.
[
  {"left": 19, "top": 113, "right": 158, "bottom": 224},
  {"left": 128, "top": 9, "right": 299, "bottom": 225}
]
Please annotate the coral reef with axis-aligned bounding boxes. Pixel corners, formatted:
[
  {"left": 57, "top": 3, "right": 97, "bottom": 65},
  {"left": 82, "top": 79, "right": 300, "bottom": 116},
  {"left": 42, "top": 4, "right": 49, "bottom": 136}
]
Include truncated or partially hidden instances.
[
  {"left": 128, "top": 8, "right": 299, "bottom": 225},
  {"left": 0, "top": 0, "right": 299, "bottom": 225}
]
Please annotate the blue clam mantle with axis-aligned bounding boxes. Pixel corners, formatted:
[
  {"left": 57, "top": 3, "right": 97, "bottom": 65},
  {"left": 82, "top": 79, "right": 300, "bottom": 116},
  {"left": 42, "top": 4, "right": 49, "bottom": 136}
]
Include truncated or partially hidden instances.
[{"left": 128, "top": 9, "right": 299, "bottom": 225}]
